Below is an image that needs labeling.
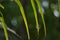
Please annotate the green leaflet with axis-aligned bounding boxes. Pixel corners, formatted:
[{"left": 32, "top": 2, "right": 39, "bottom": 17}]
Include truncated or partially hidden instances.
[
  {"left": 0, "top": 17, "right": 9, "bottom": 40},
  {"left": 14, "top": 0, "right": 30, "bottom": 40},
  {"left": 0, "top": 3, "right": 22, "bottom": 40},
  {"left": 0, "top": 12, "right": 9, "bottom": 40},
  {"left": 0, "top": 4, "right": 9, "bottom": 40},
  {"left": 35, "top": 0, "right": 46, "bottom": 38},
  {"left": 0, "top": 4, "right": 4, "bottom": 9},
  {"left": 30, "top": 0, "right": 39, "bottom": 39}
]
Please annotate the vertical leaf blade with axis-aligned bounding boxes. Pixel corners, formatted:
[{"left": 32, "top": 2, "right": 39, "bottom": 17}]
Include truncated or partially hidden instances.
[
  {"left": 35, "top": 0, "right": 46, "bottom": 38},
  {"left": 30, "top": 0, "right": 39, "bottom": 39},
  {"left": 14, "top": 0, "right": 30, "bottom": 40},
  {"left": 0, "top": 4, "right": 9, "bottom": 40}
]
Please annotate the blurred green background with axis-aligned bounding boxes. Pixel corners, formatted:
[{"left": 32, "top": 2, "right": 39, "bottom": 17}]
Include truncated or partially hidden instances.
[{"left": 0, "top": 0, "right": 60, "bottom": 40}]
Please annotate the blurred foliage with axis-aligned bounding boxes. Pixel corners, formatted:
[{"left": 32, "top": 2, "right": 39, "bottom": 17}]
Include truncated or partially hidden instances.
[{"left": 0, "top": 0, "right": 60, "bottom": 40}]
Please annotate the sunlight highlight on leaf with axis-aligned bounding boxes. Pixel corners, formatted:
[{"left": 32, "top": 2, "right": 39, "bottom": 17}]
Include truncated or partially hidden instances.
[{"left": 14, "top": 0, "right": 30, "bottom": 40}]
